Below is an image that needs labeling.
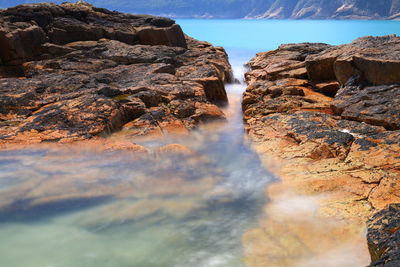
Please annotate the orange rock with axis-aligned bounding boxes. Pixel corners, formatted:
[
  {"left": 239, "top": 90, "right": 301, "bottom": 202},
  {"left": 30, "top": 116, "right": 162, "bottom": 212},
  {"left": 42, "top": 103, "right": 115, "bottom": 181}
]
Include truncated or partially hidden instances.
[
  {"left": 0, "top": 3, "right": 231, "bottom": 145},
  {"left": 242, "top": 37, "right": 400, "bottom": 266}
]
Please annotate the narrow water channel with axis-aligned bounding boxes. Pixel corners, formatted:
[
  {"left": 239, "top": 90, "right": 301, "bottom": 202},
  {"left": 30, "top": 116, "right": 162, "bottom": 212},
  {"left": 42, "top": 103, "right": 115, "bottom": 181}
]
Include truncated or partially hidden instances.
[{"left": 0, "top": 52, "right": 273, "bottom": 267}]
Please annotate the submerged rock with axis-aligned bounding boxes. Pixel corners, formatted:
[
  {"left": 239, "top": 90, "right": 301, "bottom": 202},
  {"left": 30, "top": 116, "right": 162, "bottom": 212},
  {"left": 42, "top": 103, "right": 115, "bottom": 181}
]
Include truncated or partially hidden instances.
[
  {"left": 0, "top": 3, "right": 232, "bottom": 145},
  {"left": 242, "top": 35, "right": 400, "bottom": 266}
]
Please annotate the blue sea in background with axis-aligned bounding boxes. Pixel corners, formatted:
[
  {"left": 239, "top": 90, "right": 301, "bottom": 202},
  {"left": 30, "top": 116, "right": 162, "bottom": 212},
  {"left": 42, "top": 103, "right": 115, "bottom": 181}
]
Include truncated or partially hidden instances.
[
  {"left": 1, "top": 17, "right": 400, "bottom": 267},
  {"left": 178, "top": 19, "right": 400, "bottom": 65}
]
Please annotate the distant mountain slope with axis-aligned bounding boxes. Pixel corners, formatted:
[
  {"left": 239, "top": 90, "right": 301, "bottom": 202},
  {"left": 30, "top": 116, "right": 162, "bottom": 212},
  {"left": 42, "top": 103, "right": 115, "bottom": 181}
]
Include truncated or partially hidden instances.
[
  {"left": 2, "top": 0, "right": 400, "bottom": 19},
  {"left": 252, "top": 0, "right": 400, "bottom": 19}
]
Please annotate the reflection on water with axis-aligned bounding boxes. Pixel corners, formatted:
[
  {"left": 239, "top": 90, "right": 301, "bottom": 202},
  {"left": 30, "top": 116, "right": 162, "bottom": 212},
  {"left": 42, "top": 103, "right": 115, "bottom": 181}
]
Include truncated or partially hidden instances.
[{"left": 0, "top": 53, "right": 273, "bottom": 266}]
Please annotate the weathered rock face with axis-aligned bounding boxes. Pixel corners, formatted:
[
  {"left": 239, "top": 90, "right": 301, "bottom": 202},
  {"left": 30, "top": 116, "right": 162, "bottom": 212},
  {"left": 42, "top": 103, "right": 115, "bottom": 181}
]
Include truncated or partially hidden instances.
[
  {"left": 333, "top": 84, "right": 400, "bottom": 130},
  {"left": 367, "top": 204, "right": 400, "bottom": 267},
  {"left": 0, "top": 3, "right": 232, "bottom": 146},
  {"left": 306, "top": 35, "right": 400, "bottom": 86},
  {"left": 0, "top": 2, "right": 186, "bottom": 64},
  {"left": 242, "top": 36, "right": 400, "bottom": 266}
]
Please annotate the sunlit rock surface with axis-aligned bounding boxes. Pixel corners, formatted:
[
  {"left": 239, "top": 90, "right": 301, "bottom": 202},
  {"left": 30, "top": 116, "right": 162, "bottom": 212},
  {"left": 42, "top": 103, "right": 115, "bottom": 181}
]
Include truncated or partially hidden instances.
[
  {"left": 0, "top": 35, "right": 272, "bottom": 265},
  {"left": 0, "top": 2, "right": 232, "bottom": 146},
  {"left": 242, "top": 35, "right": 400, "bottom": 266}
]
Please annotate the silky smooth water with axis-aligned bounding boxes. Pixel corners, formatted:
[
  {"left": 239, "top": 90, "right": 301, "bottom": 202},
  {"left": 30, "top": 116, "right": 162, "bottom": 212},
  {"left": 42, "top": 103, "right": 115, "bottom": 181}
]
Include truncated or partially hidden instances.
[
  {"left": 1, "top": 19, "right": 400, "bottom": 267},
  {"left": 0, "top": 48, "right": 271, "bottom": 266}
]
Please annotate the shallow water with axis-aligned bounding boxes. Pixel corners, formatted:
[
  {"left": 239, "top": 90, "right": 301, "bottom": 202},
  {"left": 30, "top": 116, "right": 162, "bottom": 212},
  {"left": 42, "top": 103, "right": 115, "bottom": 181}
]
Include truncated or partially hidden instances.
[
  {"left": 1, "top": 19, "right": 400, "bottom": 267},
  {"left": 175, "top": 19, "right": 400, "bottom": 267},
  {"left": 0, "top": 49, "right": 273, "bottom": 266}
]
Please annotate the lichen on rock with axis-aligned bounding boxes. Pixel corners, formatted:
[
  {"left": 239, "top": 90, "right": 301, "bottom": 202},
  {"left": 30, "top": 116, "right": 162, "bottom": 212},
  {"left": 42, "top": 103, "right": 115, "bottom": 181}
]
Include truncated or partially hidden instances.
[
  {"left": 242, "top": 35, "right": 400, "bottom": 266},
  {"left": 0, "top": 2, "right": 232, "bottom": 146}
]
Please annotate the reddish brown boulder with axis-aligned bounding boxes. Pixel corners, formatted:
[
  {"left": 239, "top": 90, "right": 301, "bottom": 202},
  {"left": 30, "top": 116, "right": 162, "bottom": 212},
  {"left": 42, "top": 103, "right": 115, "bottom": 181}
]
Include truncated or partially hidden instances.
[
  {"left": 0, "top": 2, "right": 187, "bottom": 55},
  {"left": 0, "top": 3, "right": 232, "bottom": 145},
  {"left": 136, "top": 24, "right": 187, "bottom": 47},
  {"left": 242, "top": 36, "right": 400, "bottom": 266},
  {"left": 306, "top": 35, "right": 400, "bottom": 86},
  {"left": 0, "top": 24, "right": 47, "bottom": 64}
]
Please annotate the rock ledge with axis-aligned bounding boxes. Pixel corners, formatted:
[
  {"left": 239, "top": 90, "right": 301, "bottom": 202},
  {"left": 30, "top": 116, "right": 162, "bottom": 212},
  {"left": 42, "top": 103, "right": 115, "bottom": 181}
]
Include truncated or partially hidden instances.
[
  {"left": 242, "top": 35, "right": 400, "bottom": 266},
  {"left": 0, "top": 2, "right": 232, "bottom": 146}
]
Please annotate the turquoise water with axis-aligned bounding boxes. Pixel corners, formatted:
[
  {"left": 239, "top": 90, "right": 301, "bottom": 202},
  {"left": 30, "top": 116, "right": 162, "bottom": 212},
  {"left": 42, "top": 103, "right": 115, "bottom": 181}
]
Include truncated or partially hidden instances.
[
  {"left": 178, "top": 19, "right": 400, "bottom": 51},
  {"left": 0, "top": 19, "right": 273, "bottom": 265},
  {"left": 178, "top": 20, "right": 400, "bottom": 96},
  {"left": 1, "top": 19, "right": 400, "bottom": 267}
]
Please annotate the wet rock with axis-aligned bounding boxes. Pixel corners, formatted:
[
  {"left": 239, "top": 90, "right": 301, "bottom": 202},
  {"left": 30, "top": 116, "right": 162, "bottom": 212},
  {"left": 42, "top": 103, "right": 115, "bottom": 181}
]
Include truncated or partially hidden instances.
[
  {"left": 192, "top": 102, "right": 226, "bottom": 123},
  {"left": 156, "top": 144, "right": 194, "bottom": 156},
  {"left": 18, "top": 95, "right": 126, "bottom": 137},
  {"left": 0, "top": 3, "right": 232, "bottom": 145},
  {"left": 0, "top": 139, "right": 226, "bottom": 222},
  {"left": 122, "top": 108, "right": 190, "bottom": 137},
  {"left": 367, "top": 204, "right": 400, "bottom": 267},
  {"left": 242, "top": 35, "right": 400, "bottom": 266}
]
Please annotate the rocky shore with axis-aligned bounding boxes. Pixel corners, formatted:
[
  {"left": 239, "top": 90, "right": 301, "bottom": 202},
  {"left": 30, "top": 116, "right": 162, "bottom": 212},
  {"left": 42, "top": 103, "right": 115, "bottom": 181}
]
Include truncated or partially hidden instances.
[
  {"left": 0, "top": 2, "right": 232, "bottom": 147},
  {"left": 242, "top": 35, "right": 400, "bottom": 266},
  {"left": 1, "top": 2, "right": 399, "bottom": 266}
]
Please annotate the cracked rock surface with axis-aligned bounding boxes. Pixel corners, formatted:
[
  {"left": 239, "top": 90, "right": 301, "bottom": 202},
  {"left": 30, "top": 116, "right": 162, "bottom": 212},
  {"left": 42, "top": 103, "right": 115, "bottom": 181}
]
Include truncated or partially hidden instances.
[
  {"left": 0, "top": 2, "right": 232, "bottom": 146},
  {"left": 242, "top": 36, "right": 400, "bottom": 266},
  {"left": 367, "top": 204, "right": 400, "bottom": 267}
]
